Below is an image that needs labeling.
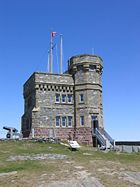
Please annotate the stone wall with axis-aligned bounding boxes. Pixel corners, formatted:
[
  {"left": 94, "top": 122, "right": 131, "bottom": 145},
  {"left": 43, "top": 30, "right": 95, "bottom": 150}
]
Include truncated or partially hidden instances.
[
  {"left": 75, "top": 127, "right": 93, "bottom": 145},
  {"left": 35, "top": 72, "right": 74, "bottom": 85},
  {"left": 33, "top": 128, "right": 74, "bottom": 139},
  {"left": 32, "top": 127, "right": 92, "bottom": 145},
  {"left": 32, "top": 107, "right": 74, "bottom": 128}
]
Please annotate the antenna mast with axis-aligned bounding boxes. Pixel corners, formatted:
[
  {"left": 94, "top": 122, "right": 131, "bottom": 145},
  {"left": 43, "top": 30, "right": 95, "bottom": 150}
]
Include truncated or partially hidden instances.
[{"left": 60, "top": 34, "right": 63, "bottom": 74}]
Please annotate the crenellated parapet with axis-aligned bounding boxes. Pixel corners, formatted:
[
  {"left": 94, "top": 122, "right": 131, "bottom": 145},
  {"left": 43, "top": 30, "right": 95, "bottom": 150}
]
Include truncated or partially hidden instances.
[
  {"left": 68, "top": 54, "right": 103, "bottom": 75},
  {"left": 24, "top": 72, "right": 74, "bottom": 97}
]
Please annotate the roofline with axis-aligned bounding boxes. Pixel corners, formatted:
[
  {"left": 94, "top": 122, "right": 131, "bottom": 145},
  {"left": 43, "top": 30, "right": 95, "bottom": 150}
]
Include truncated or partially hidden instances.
[
  {"left": 23, "top": 71, "right": 72, "bottom": 87},
  {"left": 69, "top": 54, "right": 103, "bottom": 62},
  {"left": 34, "top": 72, "right": 72, "bottom": 77}
]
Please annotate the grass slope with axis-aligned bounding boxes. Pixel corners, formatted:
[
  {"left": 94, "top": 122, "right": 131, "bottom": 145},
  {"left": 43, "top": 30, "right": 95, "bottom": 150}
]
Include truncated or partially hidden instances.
[{"left": 0, "top": 140, "right": 140, "bottom": 187}]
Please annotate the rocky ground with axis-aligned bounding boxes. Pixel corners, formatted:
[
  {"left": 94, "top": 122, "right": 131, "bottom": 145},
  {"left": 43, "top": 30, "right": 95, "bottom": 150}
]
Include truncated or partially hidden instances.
[
  {"left": 0, "top": 153, "right": 140, "bottom": 187},
  {"left": 0, "top": 141, "right": 140, "bottom": 187}
]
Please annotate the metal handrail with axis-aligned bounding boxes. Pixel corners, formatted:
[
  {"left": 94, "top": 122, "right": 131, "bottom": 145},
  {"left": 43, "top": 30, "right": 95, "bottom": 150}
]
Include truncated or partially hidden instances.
[
  {"left": 102, "top": 129, "right": 114, "bottom": 145},
  {"left": 95, "top": 128, "right": 106, "bottom": 146}
]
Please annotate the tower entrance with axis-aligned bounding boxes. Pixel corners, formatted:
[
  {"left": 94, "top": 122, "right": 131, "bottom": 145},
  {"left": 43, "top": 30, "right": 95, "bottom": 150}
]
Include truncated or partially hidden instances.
[
  {"left": 91, "top": 115, "right": 99, "bottom": 132},
  {"left": 91, "top": 115, "right": 99, "bottom": 147}
]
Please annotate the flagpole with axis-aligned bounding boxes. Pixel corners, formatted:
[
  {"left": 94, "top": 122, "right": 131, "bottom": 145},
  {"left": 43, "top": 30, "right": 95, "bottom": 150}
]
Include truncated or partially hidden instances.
[
  {"left": 47, "top": 50, "right": 50, "bottom": 72},
  {"left": 60, "top": 34, "right": 63, "bottom": 74},
  {"left": 49, "top": 33, "right": 53, "bottom": 73}
]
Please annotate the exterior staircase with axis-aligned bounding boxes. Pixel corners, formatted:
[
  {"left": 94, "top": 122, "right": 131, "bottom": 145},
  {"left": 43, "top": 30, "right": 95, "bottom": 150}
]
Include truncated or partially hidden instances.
[{"left": 94, "top": 128, "right": 115, "bottom": 149}]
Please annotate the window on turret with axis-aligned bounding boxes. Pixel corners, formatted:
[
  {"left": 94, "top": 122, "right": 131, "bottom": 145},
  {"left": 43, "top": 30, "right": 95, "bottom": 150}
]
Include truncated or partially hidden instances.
[
  {"left": 77, "top": 65, "right": 83, "bottom": 71},
  {"left": 79, "top": 94, "right": 84, "bottom": 103},
  {"left": 80, "top": 116, "right": 84, "bottom": 126},
  {"left": 55, "top": 94, "right": 60, "bottom": 103},
  {"left": 89, "top": 65, "right": 96, "bottom": 71}
]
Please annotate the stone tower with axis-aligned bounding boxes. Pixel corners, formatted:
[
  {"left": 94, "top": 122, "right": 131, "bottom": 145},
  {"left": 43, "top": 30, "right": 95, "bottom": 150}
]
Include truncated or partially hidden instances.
[
  {"left": 68, "top": 54, "right": 103, "bottom": 144},
  {"left": 22, "top": 54, "right": 104, "bottom": 145}
]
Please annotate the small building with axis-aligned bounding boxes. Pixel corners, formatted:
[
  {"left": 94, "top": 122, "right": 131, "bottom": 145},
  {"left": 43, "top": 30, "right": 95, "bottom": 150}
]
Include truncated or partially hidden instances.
[{"left": 21, "top": 54, "right": 104, "bottom": 145}]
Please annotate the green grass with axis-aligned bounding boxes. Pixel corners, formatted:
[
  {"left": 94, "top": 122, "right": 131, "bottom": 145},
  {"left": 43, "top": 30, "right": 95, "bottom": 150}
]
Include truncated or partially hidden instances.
[
  {"left": 0, "top": 160, "right": 58, "bottom": 173},
  {"left": 0, "top": 140, "right": 140, "bottom": 174},
  {"left": 0, "top": 140, "right": 71, "bottom": 173}
]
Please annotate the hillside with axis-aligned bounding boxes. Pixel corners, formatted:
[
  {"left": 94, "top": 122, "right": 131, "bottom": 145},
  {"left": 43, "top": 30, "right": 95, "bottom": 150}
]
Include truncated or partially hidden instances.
[{"left": 0, "top": 140, "right": 140, "bottom": 187}]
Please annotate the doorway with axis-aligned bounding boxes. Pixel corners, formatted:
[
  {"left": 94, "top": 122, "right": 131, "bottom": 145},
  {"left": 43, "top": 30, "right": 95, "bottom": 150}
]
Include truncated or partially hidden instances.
[
  {"left": 91, "top": 115, "right": 99, "bottom": 133},
  {"left": 91, "top": 115, "right": 99, "bottom": 147}
]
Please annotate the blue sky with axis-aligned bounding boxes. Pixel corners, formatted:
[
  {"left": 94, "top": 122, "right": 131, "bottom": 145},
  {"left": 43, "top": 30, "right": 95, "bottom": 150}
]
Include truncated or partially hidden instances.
[{"left": 0, "top": 0, "right": 140, "bottom": 140}]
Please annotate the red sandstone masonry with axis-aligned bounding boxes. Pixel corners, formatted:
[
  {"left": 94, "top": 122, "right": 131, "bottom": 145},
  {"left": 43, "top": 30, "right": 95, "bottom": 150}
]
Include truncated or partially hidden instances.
[{"left": 32, "top": 127, "right": 93, "bottom": 145}]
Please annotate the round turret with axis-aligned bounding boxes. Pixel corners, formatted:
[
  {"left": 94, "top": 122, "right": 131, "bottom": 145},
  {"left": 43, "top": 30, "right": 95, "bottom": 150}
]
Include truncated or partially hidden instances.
[
  {"left": 68, "top": 54, "right": 103, "bottom": 75},
  {"left": 68, "top": 54, "right": 104, "bottom": 135}
]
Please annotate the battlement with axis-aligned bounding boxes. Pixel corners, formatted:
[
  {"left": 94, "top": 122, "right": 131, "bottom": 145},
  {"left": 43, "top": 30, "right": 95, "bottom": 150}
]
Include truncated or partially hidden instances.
[{"left": 68, "top": 54, "right": 103, "bottom": 74}]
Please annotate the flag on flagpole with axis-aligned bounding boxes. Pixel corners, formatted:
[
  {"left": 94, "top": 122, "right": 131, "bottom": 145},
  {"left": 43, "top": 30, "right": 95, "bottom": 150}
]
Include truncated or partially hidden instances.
[
  {"left": 51, "top": 32, "right": 57, "bottom": 37},
  {"left": 49, "top": 31, "right": 57, "bottom": 73}
]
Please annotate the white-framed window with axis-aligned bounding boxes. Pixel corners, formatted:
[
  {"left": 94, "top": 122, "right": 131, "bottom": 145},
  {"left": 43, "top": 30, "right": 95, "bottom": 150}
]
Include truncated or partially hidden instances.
[
  {"left": 62, "top": 94, "right": 66, "bottom": 103},
  {"left": 56, "top": 116, "right": 61, "bottom": 127},
  {"left": 62, "top": 116, "right": 66, "bottom": 127},
  {"left": 80, "top": 116, "right": 84, "bottom": 126},
  {"left": 68, "top": 94, "right": 72, "bottom": 103},
  {"left": 68, "top": 116, "right": 72, "bottom": 127},
  {"left": 55, "top": 93, "right": 60, "bottom": 103},
  {"left": 79, "top": 94, "right": 84, "bottom": 103}
]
